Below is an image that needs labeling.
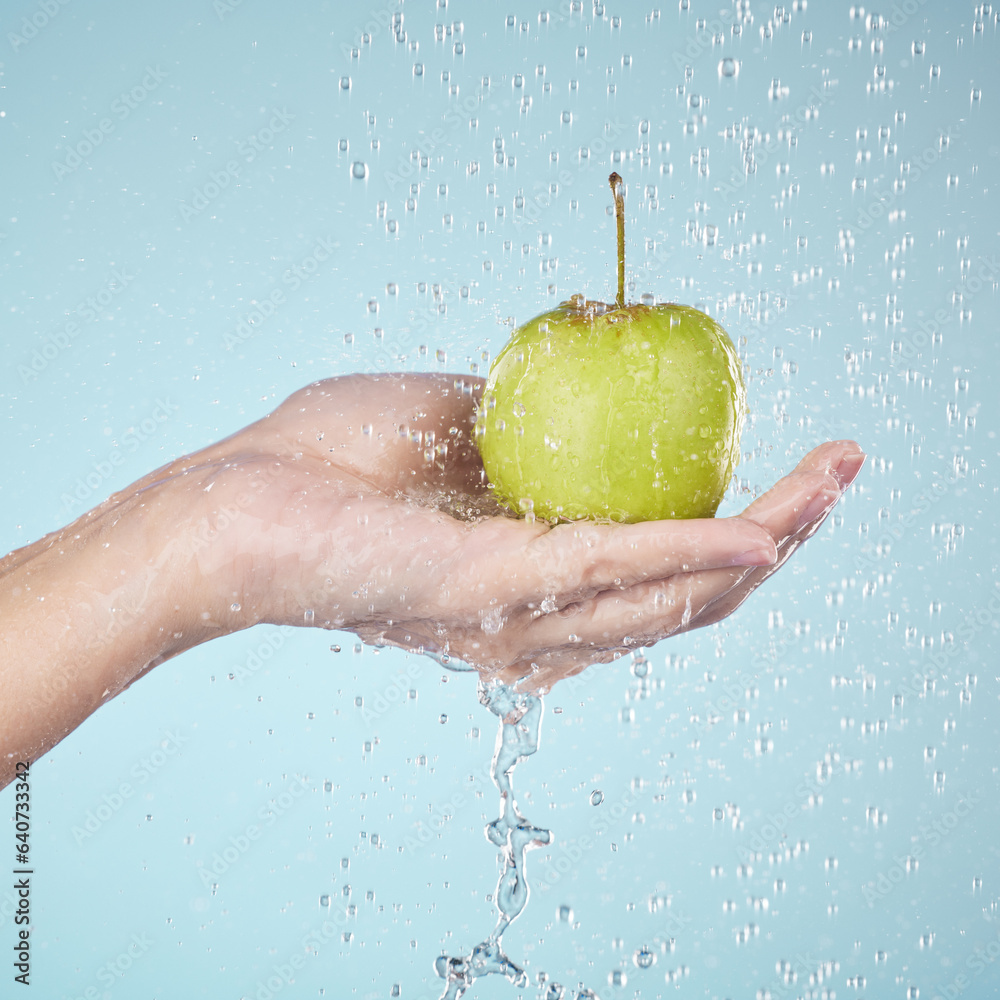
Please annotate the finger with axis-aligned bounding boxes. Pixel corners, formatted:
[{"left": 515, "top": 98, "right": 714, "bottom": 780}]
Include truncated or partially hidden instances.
[
  {"left": 520, "top": 575, "right": 698, "bottom": 654},
  {"left": 672, "top": 446, "right": 867, "bottom": 631},
  {"left": 519, "top": 515, "right": 778, "bottom": 607},
  {"left": 517, "top": 443, "right": 867, "bottom": 648},
  {"left": 485, "top": 442, "right": 868, "bottom": 688},
  {"left": 527, "top": 441, "right": 867, "bottom": 605},
  {"left": 737, "top": 440, "right": 865, "bottom": 535}
]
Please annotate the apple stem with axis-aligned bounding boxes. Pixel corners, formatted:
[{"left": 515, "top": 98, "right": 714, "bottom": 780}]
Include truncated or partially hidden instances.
[{"left": 609, "top": 172, "right": 625, "bottom": 309}]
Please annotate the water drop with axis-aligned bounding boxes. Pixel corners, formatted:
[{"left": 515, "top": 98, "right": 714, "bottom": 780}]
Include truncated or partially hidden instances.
[
  {"left": 719, "top": 57, "right": 738, "bottom": 78},
  {"left": 351, "top": 161, "right": 368, "bottom": 180},
  {"left": 633, "top": 946, "right": 655, "bottom": 968},
  {"left": 590, "top": 790, "right": 604, "bottom": 806}
]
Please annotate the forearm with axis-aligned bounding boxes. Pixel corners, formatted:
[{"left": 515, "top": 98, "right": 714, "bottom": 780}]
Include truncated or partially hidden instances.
[{"left": 0, "top": 477, "right": 239, "bottom": 789}]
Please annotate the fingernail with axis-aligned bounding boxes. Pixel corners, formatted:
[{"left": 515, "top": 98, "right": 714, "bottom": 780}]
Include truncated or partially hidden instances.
[
  {"left": 833, "top": 450, "right": 866, "bottom": 490},
  {"left": 796, "top": 486, "right": 841, "bottom": 531}
]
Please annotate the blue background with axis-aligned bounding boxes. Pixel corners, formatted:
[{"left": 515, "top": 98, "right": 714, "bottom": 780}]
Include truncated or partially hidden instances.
[{"left": 1, "top": 1, "right": 998, "bottom": 998}]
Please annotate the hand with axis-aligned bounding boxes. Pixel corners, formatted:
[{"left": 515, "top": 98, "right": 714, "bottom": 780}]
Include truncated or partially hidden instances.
[
  {"left": 149, "top": 373, "right": 864, "bottom": 692},
  {"left": 0, "top": 372, "right": 864, "bottom": 787}
]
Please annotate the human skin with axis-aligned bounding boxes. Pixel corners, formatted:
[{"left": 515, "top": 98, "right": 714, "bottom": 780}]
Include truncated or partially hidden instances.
[{"left": 0, "top": 373, "right": 865, "bottom": 790}]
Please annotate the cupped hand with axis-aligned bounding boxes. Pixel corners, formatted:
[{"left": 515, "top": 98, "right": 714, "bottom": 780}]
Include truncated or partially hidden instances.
[{"left": 147, "top": 374, "right": 863, "bottom": 692}]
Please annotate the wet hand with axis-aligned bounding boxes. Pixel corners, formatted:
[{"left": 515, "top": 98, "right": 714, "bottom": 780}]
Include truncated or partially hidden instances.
[{"left": 161, "top": 374, "right": 862, "bottom": 692}]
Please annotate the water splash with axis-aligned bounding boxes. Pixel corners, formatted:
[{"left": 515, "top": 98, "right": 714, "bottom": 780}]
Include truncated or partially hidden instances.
[{"left": 435, "top": 680, "right": 552, "bottom": 998}]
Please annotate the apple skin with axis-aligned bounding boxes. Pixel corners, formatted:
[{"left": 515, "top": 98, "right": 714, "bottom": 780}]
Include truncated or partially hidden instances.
[{"left": 475, "top": 295, "right": 746, "bottom": 523}]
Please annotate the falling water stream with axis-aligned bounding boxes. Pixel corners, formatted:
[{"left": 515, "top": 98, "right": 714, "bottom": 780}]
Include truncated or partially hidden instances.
[{"left": 433, "top": 680, "right": 554, "bottom": 998}]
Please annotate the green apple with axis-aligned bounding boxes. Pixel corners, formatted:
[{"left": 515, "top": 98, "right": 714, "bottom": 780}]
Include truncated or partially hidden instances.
[{"left": 475, "top": 173, "right": 746, "bottom": 523}]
